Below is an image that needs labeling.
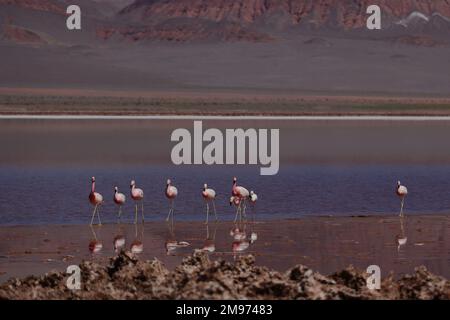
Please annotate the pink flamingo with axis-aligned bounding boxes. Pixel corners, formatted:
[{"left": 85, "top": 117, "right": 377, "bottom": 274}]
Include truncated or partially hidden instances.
[
  {"left": 130, "top": 180, "right": 144, "bottom": 224},
  {"left": 230, "top": 196, "right": 243, "bottom": 222},
  {"left": 202, "top": 183, "right": 218, "bottom": 224},
  {"left": 89, "top": 176, "right": 104, "bottom": 226},
  {"left": 165, "top": 179, "right": 178, "bottom": 221},
  {"left": 396, "top": 181, "right": 408, "bottom": 217},
  {"left": 113, "top": 186, "right": 126, "bottom": 221},
  {"left": 231, "top": 177, "right": 249, "bottom": 220}
]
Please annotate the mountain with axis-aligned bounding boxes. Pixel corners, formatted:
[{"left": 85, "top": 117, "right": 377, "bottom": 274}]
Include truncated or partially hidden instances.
[
  {"left": 2, "top": 0, "right": 450, "bottom": 43},
  {"left": 94, "top": 0, "right": 450, "bottom": 42},
  {"left": 0, "top": 0, "right": 65, "bottom": 14},
  {"left": 118, "top": 0, "right": 450, "bottom": 29},
  {"left": 0, "top": 0, "right": 120, "bottom": 45},
  {"left": 2, "top": 0, "right": 450, "bottom": 96}
]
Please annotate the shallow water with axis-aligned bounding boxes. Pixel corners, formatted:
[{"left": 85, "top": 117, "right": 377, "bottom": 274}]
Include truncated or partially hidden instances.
[
  {"left": 1, "top": 119, "right": 450, "bottom": 225},
  {"left": 0, "top": 119, "right": 449, "bottom": 283},
  {"left": 1, "top": 216, "right": 449, "bottom": 283},
  {"left": 1, "top": 164, "right": 450, "bottom": 225}
]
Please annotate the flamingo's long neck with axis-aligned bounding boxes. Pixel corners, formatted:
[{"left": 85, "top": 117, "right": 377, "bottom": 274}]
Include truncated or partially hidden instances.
[{"left": 91, "top": 181, "right": 95, "bottom": 193}]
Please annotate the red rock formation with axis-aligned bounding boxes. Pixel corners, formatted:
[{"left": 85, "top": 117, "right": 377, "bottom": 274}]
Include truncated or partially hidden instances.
[
  {"left": 96, "top": 23, "right": 273, "bottom": 42},
  {"left": 2, "top": 23, "right": 46, "bottom": 43},
  {"left": 120, "top": 0, "right": 450, "bottom": 28},
  {"left": 0, "top": 0, "right": 65, "bottom": 14}
]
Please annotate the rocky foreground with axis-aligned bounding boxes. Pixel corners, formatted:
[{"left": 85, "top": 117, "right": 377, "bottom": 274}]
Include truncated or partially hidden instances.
[{"left": 0, "top": 251, "right": 448, "bottom": 300}]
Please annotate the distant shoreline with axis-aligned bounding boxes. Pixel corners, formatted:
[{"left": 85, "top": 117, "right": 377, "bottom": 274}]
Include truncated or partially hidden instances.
[{"left": 3, "top": 87, "right": 450, "bottom": 116}]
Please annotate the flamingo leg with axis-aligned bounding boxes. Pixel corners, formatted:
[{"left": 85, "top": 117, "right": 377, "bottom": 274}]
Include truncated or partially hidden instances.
[
  {"left": 205, "top": 202, "right": 210, "bottom": 224},
  {"left": 212, "top": 200, "right": 218, "bottom": 221},
  {"left": 252, "top": 205, "right": 256, "bottom": 224},
  {"left": 90, "top": 205, "right": 98, "bottom": 226},
  {"left": 166, "top": 200, "right": 172, "bottom": 222},
  {"left": 135, "top": 203, "right": 138, "bottom": 224},
  {"left": 242, "top": 201, "right": 247, "bottom": 220},
  {"left": 97, "top": 205, "right": 102, "bottom": 226},
  {"left": 171, "top": 200, "right": 175, "bottom": 221},
  {"left": 118, "top": 206, "right": 122, "bottom": 222},
  {"left": 400, "top": 198, "right": 405, "bottom": 217},
  {"left": 234, "top": 203, "right": 241, "bottom": 222},
  {"left": 141, "top": 201, "right": 145, "bottom": 223},
  {"left": 239, "top": 202, "right": 243, "bottom": 222}
]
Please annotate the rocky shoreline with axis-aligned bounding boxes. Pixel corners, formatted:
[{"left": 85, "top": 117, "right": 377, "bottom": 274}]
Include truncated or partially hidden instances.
[{"left": 0, "top": 251, "right": 448, "bottom": 300}]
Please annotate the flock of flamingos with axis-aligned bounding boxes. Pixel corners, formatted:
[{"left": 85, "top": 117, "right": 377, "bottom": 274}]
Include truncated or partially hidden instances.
[
  {"left": 89, "top": 176, "right": 259, "bottom": 226},
  {"left": 89, "top": 176, "right": 409, "bottom": 226}
]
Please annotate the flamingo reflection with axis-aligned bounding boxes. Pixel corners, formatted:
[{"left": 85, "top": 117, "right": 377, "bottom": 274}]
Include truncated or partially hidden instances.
[
  {"left": 113, "top": 223, "right": 126, "bottom": 253},
  {"left": 202, "top": 222, "right": 218, "bottom": 253},
  {"left": 130, "top": 222, "right": 144, "bottom": 254},
  {"left": 396, "top": 216, "right": 408, "bottom": 252},
  {"left": 231, "top": 221, "right": 250, "bottom": 254},
  {"left": 165, "top": 220, "right": 190, "bottom": 255},
  {"left": 88, "top": 225, "right": 103, "bottom": 254}
]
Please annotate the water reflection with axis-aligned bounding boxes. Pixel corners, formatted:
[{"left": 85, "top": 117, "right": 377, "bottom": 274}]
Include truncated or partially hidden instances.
[
  {"left": 165, "top": 220, "right": 190, "bottom": 255},
  {"left": 88, "top": 225, "right": 103, "bottom": 254},
  {"left": 201, "top": 223, "right": 217, "bottom": 253},
  {"left": 396, "top": 216, "right": 408, "bottom": 253},
  {"left": 113, "top": 223, "right": 126, "bottom": 253},
  {"left": 231, "top": 221, "right": 250, "bottom": 254},
  {"left": 130, "top": 223, "right": 144, "bottom": 254},
  {"left": 249, "top": 224, "right": 258, "bottom": 244}
]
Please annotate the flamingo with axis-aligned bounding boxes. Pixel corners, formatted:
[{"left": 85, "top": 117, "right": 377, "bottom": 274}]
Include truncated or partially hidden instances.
[
  {"left": 202, "top": 183, "right": 218, "bottom": 224},
  {"left": 232, "top": 177, "right": 249, "bottom": 198},
  {"left": 396, "top": 181, "right": 408, "bottom": 217},
  {"left": 249, "top": 190, "right": 258, "bottom": 204},
  {"left": 249, "top": 190, "right": 258, "bottom": 222},
  {"left": 165, "top": 179, "right": 178, "bottom": 222},
  {"left": 113, "top": 186, "right": 126, "bottom": 221},
  {"left": 130, "top": 180, "right": 144, "bottom": 224},
  {"left": 89, "top": 177, "right": 103, "bottom": 226},
  {"left": 230, "top": 196, "right": 243, "bottom": 222},
  {"left": 231, "top": 177, "right": 249, "bottom": 218}
]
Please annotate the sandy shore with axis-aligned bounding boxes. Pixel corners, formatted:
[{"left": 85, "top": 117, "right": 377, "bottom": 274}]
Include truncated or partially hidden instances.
[{"left": 0, "top": 216, "right": 448, "bottom": 290}]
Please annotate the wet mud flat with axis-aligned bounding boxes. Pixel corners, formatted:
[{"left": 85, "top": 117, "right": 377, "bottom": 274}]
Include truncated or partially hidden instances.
[{"left": 0, "top": 250, "right": 448, "bottom": 300}]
